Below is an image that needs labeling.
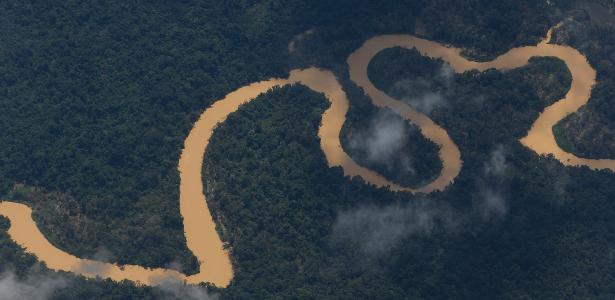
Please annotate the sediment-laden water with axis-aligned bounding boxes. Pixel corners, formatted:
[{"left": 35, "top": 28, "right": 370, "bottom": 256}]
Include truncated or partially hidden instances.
[{"left": 0, "top": 24, "right": 604, "bottom": 287}]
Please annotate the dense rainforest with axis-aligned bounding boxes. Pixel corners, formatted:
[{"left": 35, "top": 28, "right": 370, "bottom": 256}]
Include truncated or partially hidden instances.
[
  {"left": 552, "top": 2, "right": 615, "bottom": 158},
  {"left": 0, "top": 0, "right": 615, "bottom": 299}
]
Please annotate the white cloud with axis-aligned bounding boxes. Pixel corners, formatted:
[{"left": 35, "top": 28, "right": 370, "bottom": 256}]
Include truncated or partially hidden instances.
[
  {"left": 404, "top": 92, "right": 447, "bottom": 115},
  {"left": 477, "top": 186, "right": 507, "bottom": 218},
  {"left": 348, "top": 110, "right": 415, "bottom": 175},
  {"left": 156, "top": 278, "right": 219, "bottom": 300},
  {"left": 288, "top": 28, "right": 315, "bottom": 53},
  {"left": 483, "top": 145, "right": 507, "bottom": 177},
  {"left": 332, "top": 200, "right": 456, "bottom": 255},
  {"left": 0, "top": 270, "right": 68, "bottom": 300},
  {"left": 393, "top": 63, "right": 454, "bottom": 114},
  {"left": 476, "top": 146, "right": 509, "bottom": 219}
]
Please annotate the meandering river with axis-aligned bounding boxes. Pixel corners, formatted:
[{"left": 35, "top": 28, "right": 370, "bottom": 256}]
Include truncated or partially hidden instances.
[{"left": 0, "top": 24, "right": 606, "bottom": 287}]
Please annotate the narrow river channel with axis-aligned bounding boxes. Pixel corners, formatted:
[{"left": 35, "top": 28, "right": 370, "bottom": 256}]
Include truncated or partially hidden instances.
[{"left": 0, "top": 24, "right": 604, "bottom": 287}]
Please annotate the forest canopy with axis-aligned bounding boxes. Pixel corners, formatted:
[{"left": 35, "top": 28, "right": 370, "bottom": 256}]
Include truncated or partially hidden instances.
[{"left": 0, "top": 0, "right": 614, "bottom": 299}]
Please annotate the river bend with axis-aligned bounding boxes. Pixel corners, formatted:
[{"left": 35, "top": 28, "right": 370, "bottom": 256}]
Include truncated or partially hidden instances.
[{"left": 0, "top": 24, "right": 606, "bottom": 287}]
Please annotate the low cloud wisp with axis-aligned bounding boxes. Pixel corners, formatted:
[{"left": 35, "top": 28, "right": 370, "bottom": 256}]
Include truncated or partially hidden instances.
[
  {"left": 348, "top": 110, "right": 416, "bottom": 176},
  {"left": 392, "top": 64, "right": 454, "bottom": 114},
  {"left": 332, "top": 200, "right": 457, "bottom": 255},
  {"left": 156, "top": 278, "right": 219, "bottom": 300},
  {"left": 288, "top": 28, "right": 315, "bottom": 53},
  {"left": 0, "top": 269, "right": 68, "bottom": 300},
  {"left": 476, "top": 146, "right": 509, "bottom": 219}
]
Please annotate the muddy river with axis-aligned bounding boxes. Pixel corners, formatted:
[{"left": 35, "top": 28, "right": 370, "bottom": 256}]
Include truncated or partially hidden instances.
[{"left": 0, "top": 24, "right": 605, "bottom": 287}]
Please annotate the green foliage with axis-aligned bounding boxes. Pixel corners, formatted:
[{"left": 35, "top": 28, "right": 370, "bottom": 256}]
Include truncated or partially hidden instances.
[
  {"left": 205, "top": 85, "right": 409, "bottom": 299},
  {"left": 1, "top": 0, "right": 614, "bottom": 299},
  {"left": 553, "top": 22, "right": 615, "bottom": 159}
]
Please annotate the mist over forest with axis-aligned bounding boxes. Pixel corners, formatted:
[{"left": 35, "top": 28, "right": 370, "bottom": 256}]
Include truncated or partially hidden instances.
[{"left": 1, "top": 0, "right": 615, "bottom": 299}]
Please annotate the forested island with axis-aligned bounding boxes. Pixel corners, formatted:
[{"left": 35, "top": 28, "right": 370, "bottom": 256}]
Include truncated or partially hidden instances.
[{"left": 1, "top": 0, "right": 615, "bottom": 299}]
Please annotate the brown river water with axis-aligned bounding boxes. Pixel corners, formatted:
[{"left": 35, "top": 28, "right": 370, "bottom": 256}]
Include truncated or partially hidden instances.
[{"left": 0, "top": 25, "right": 605, "bottom": 287}]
